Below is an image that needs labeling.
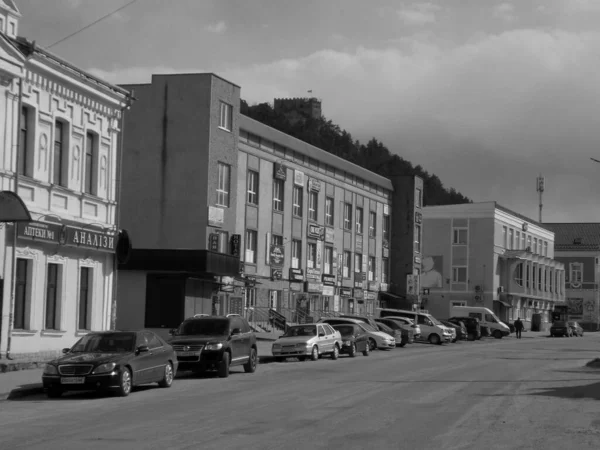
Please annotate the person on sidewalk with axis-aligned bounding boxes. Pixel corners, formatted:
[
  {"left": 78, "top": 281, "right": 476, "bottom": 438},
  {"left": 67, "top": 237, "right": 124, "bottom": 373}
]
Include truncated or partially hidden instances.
[{"left": 514, "top": 317, "right": 524, "bottom": 339}]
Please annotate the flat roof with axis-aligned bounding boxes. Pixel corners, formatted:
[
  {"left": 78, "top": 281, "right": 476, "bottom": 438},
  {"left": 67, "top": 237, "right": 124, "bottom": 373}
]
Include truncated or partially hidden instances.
[{"left": 239, "top": 115, "right": 393, "bottom": 191}]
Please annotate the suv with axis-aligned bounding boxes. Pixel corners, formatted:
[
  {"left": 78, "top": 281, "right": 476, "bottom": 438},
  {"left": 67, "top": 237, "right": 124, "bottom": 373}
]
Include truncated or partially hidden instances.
[
  {"left": 448, "top": 316, "right": 481, "bottom": 340},
  {"left": 169, "top": 315, "right": 257, "bottom": 378}
]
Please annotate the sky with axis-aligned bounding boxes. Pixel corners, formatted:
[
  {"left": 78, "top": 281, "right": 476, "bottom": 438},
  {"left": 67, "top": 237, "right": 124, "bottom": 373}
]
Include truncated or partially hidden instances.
[{"left": 13, "top": 0, "right": 600, "bottom": 223}]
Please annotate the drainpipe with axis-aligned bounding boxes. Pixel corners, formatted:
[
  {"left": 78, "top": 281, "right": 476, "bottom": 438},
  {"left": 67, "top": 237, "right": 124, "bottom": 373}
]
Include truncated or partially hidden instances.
[{"left": 6, "top": 77, "right": 24, "bottom": 360}]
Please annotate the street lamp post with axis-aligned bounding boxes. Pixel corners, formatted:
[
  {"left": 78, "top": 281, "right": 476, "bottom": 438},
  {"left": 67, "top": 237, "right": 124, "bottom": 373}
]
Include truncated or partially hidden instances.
[{"left": 588, "top": 158, "right": 600, "bottom": 331}]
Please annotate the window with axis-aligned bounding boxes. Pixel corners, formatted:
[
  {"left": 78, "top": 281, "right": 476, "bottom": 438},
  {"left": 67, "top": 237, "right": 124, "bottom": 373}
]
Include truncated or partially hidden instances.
[
  {"left": 216, "top": 162, "right": 230, "bottom": 207},
  {"left": 509, "top": 229, "right": 514, "bottom": 250},
  {"left": 452, "top": 267, "right": 467, "bottom": 283},
  {"left": 14, "top": 258, "right": 29, "bottom": 330},
  {"left": 543, "top": 241, "right": 548, "bottom": 256},
  {"left": 570, "top": 262, "right": 583, "bottom": 284},
  {"left": 381, "top": 258, "right": 389, "bottom": 283},
  {"left": 245, "top": 288, "right": 256, "bottom": 307},
  {"left": 538, "top": 267, "right": 543, "bottom": 290},
  {"left": 515, "top": 231, "right": 521, "bottom": 249},
  {"left": 18, "top": 106, "right": 30, "bottom": 176},
  {"left": 245, "top": 230, "right": 257, "bottom": 264},
  {"left": 84, "top": 132, "right": 96, "bottom": 195},
  {"left": 453, "top": 228, "right": 467, "bottom": 245},
  {"left": 45, "top": 263, "right": 61, "bottom": 330},
  {"left": 273, "top": 179, "right": 284, "bottom": 211},
  {"left": 369, "top": 211, "right": 376, "bottom": 237},
  {"left": 272, "top": 234, "right": 283, "bottom": 246},
  {"left": 521, "top": 233, "right": 526, "bottom": 249},
  {"left": 247, "top": 170, "right": 259, "bottom": 205},
  {"left": 343, "top": 251, "right": 351, "bottom": 277},
  {"left": 293, "top": 186, "right": 303, "bottom": 217},
  {"left": 355, "top": 207, "right": 363, "bottom": 234},
  {"left": 527, "top": 235, "right": 532, "bottom": 250},
  {"left": 307, "top": 243, "right": 317, "bottom": 269},
  {"left": 325, "top": 197, "right": 334, "bottom": 227},
  {"left": 53, "top": 121, "right": 66, "bottom": 186},
  {"left": 415, "top": 188, "right": 422, "bottom": 208},
  {"left": 219, "top": 101, "right": 232, "bottom": 131},
  {"left": 324, "top": 246, "right": 333, "bottom": 274},
  {"left": 78, "top": 267, "right": 92, "bottom": 330},
  {"left": 368, "top": 256, "right": 376, "bottom": 281},
  {"left": 514, "top": 263, "right": 523, "bottom": 286},
  {"left": 309, "top": 191, "right": 318, "bottom": 221},
  {"left": 533, "top": 238, "right": 538, "bottom": 254},
  {"left": 291, "top": 240, "right": 301, "bottom": 269},
  {"left": 414, "top": 224, "right": 421, "bottom": 253},
  {"left": 343, "top": 203, "right": 352, "bottom": 230},
  {"left": 354, "top": 254, "right": 362, "bottom": 273},
  {"left": 502, "top": 226, "right": 507, "bottom": 248},
  {"left": 382, "top": 214, "right": 390, "bottom": 242}
]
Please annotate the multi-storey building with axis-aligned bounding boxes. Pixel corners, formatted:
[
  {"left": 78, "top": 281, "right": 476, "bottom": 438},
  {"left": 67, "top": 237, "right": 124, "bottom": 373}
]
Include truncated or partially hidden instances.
[
  {"left": 421, "top": 202, "right": 565, "bottom": 327},
  {"left": 0, "top": 1, "right": 132, "bottom": 359},
  {"left": 116, "top": 73, "right": 394, "bottom": 336},
  {"left": 543, "top": 223, "right": 600, "bottom": 331}
]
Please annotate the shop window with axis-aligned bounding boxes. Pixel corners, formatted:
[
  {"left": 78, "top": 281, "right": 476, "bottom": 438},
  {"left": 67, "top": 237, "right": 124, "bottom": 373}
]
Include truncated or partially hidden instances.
[
  {"left": 45, "top": 263, "right": 62, "bottom": 330},
  {"left": 14, "top": 258, "right": 30, "bottom": 330},
  {"left": 78, "top": 267, "right": 92, "bottom": 330}
]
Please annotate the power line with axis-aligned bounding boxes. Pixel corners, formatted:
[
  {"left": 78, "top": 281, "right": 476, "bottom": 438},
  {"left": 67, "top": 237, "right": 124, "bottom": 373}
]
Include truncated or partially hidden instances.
[{"left": 46, "top": 0, "right": 140, "bottom": 50}]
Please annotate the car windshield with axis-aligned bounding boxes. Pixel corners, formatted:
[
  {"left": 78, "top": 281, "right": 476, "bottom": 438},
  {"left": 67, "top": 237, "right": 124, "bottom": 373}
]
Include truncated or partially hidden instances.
[
  {"left": 177, "top": 319, "right": 229, "bottom": 336},
  {"left": 378, "top": 323, "right": 393, "bottom": 333},
  {"left": 382, "top": 321, "right": 401, "bottom": 330},
  {"left": 426, "top": 315, "right": 443, "bottom": 326},
  {"left": 360, "top": 324, "right": 377, "bottom": 332},
  {"left": 283, "top": 326, "right": 317, "bottom": 337},
  {"left": 553, "top": 321, "right": 567, "bottom": 327},
  {"left": 71, "top": 333, "right": 135, "bottom": 353},
  {"left": 333, "top": 325, "right": 356, "bottom": 336}
]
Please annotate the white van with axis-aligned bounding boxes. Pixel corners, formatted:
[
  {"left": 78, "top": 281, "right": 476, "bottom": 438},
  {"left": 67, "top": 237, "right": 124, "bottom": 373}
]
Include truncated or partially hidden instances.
[
  {"left": 378, "top": 309, "right": 452, "bottom": 345},
  {"left": 449, "top": 306, "right": 510, "bottom": 339}
]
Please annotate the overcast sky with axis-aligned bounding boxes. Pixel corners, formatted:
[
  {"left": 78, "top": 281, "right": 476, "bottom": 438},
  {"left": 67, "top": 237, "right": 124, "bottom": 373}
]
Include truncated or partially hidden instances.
[{"left": 15, "top": 0, "right": 600, "bottom": 223}]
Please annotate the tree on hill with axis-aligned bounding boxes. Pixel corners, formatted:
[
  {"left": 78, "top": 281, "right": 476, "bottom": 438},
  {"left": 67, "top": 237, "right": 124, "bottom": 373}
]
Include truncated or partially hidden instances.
[{"left": 240, "top": 100, "right": 471, "bottom": 206}]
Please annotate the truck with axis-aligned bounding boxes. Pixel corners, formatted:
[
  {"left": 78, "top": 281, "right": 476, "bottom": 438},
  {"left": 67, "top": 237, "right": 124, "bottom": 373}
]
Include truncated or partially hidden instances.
[{"left": 449, "top": 306, "right": 511, "bottom": 339}]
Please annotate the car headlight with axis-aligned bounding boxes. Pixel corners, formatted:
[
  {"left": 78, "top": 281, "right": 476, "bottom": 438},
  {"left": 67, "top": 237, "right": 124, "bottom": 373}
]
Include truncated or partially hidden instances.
[
  {"left": 43, "top": 364, "right": 58, "bottom": 375},
  {"left": 296, "top": 343, "right": 308, "bottom": 348},
  {"left": 93, "top": 362, "right": 116, "bottom": 374},
  {"left": 272, "top": 344, "right": 281, "bottom": 349},
  {"left": 343, "top": 340, "right": 351, "bottom": 345},
  {"left": 205, "top": 343, "right": 223, "bottom": 351}
]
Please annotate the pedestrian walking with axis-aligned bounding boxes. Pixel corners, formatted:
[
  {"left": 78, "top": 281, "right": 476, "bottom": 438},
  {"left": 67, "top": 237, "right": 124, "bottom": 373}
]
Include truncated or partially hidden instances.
[{"left": 514, "top": 317, "right": 524, "bottom": 339}]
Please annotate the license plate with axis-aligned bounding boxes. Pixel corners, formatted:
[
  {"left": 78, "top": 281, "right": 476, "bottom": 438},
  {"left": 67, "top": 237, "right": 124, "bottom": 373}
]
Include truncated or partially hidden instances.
[
  {"left": 177, "top": 351, "right": 200, "bottom": 357},
  {"left": 61, "top": 377, "right": 85, "bottom": 385}
]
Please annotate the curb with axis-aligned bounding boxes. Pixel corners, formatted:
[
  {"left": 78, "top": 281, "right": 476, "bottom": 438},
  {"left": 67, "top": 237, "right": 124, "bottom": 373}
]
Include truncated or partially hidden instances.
[
  {"left": 0, "top": 361, "right": 47, "bottom": 374},
  {"left": 0, "top": 384, "right": 44, "bottom": 401}
]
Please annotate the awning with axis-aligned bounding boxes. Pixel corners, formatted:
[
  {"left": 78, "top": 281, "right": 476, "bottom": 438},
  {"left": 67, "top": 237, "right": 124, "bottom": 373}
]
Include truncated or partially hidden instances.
[
  {"left": 119, "top": 249, "right": 240, "bottom": 276},
  {"left": 494, "top": 299, "right": 512, "bottom": 308},
  {"left": 0, "top": 191, "right": 31, "bottom": 222}
]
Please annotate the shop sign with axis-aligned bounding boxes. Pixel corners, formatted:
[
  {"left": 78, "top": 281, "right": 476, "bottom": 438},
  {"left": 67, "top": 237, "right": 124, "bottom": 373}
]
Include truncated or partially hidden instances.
[
  {"left": 415, "top": 212, "right": 422, "bottom": 224},
  {"left": 316, "top": 241, "right": 322, "bottom": 269},
  {"left": 369, "top": 281, "right": 379, "bottom": 291},
  {"left": 294, "top": 170, "right": 305, "bottom": 186},
  {"left": 380, "top": 283, "right": 388, "bottom": 292},
  {"left": 290, "top": 282, "right": 302, "bottom": 292},
  {"left": 340, "top": 287, "right": 353, "bottom": 296},
  {"left": 355, "top": 235, "right": 363, "bottom": 253},
  {"left": 269, "top": 245, "right": 285, "bottom": 267},
  {"left": 208, "top": 206, "right": 224, "bottom": 227},
  {"left": 306, "top": 267, "right": 321, "bottom": 280},
  {"left": 406, "top": 274, "right": 417, "bottom": 295},
  {"left": 325, "top": 228, "right": 335, "bottom": 243},
  {"left": 414, "top": 256, "right": 421, "bottom": 264},
  {"left": 209, "top": 233, "right": 219, "bottom": 252},
  {"left": 230, "top": 234, "right": 241, "bottom": 257},
  {"left": 306, "top": 281, "right": 323, "bottom": 293},
  {"left": 308, "top": 178, "right": 321, "bottom": 192},
  {"left": 322, "top": 274, "right": 336, "bottom": 286},
  {"left": 322, "top": 285, "right": 335, "bottom": 296},
  {"left": 289, "top": 268, "right": 304, "bottom": 282},
  {"left": 366, "top": 292, "right": 377, "bottom": 300},
  {"left": 307, "top": 223, "right": 324, "bottom": 240},
  {"left": 273, "top": 163, "right": 287, "bottom": 181},
  {"left": 383, "top": 247, "right": 389, "bottom": 258},
  {"left": 271, "top": 268, "right": 283, "bottom": 281},
  {"left": 66, "top": 227, "right": 116, "bottom": 253},
  {"left": 17, "top": 221, "right": 63, "bottom": 244},
  {"left": 354, "top": 280, "right": 363, "bottom": 289},
  {"left": 354, "top": 289, "right": 364, "bottom": 299}
]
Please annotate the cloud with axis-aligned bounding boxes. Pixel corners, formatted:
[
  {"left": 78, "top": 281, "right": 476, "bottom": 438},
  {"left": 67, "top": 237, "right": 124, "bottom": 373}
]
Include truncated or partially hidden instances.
[
  {"left": 493, "top": 3, "right": 516, "bottom": 22},
  {"left": 397, "top": 3, "right": 442, "bottom": 26},
  {"left": 65, "top": 0, "right": 82, "bottom": 7},
  {"left": 564, "top": 0, "right": 600, "bottom": 13},
  {"left": 205, "top": 21, "right": 227, "bottom": 34},
  {"left": 89, "top": 28, "right": 600, "bottom": 221}
]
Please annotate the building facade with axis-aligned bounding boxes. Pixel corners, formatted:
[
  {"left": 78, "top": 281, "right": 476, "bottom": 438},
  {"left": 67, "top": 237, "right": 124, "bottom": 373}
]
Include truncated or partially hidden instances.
[
  {"left": 0, "top": 2, "right": 132, "bottom": 359},
  {"left": 421, "top": 202, "right": 565, "bottom": 327},
  {"left": 116, "top": 73, "right": 394, "bottom": 336},
  {"left": 543, "top": 223, "right": 600, "bottom": 331}
]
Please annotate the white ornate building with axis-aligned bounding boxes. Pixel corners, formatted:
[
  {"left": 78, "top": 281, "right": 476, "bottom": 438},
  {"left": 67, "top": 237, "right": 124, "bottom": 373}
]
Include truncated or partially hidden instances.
[{"left": 0, "top": 1, "right": 132, "bottom": 359}]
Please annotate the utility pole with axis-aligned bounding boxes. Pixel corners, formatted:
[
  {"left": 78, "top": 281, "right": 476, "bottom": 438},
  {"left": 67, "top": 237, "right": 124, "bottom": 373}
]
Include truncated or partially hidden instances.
[{"left": 536, "top": 174, "right": 545, "bottom": 223}]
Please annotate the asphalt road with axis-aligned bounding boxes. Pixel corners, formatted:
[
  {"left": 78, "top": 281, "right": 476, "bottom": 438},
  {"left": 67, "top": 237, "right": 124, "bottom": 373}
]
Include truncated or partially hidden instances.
[{"left": 1, "top": 335, "right": 600, "bottom": 450}]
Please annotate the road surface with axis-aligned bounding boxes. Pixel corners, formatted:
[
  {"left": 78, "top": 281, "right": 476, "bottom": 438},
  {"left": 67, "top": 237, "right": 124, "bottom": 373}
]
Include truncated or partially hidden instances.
[{"left": 1, "top": 334, "right": 600, "bottom": 450}]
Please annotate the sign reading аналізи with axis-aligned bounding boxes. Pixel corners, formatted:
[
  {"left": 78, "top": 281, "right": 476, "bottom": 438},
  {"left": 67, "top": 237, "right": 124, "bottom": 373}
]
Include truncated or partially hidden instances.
[{"left": 17, "top": 221, "right": 116, "bottom": 253}]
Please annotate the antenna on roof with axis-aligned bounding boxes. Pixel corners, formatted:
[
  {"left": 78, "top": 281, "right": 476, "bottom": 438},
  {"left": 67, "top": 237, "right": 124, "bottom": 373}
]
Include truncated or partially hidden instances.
[{"left": 536, "top": 174, "right": 545, "bottom": 223}]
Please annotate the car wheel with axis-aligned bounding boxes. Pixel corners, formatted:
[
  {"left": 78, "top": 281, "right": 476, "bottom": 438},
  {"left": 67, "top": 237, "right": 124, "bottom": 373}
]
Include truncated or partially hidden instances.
[
  {"left": 46, "top": 388, "right": 63, "bottom": 399},
  {"left": 330, "top": 345, "right": 340, "bottom": 360},
  {"left": 493, "top": 330, "right": 503, "bottom": 339},
  {"left": 117, "top": 368, "right": 132, "bottom": 397},
  {"left": 218, "top": 352, "right": 230, "bottom": 378},
  {"left": 349, "top": 343, "right": 357, "bottom": 357},
  {"left": 429, "top": 334, "right": 441, "bottom": 345},
  {"left": 363, "top": 343, "right": 370, "bottom": 356},
  {"left": 244, "top": 347, "right": 257, "bottom": 373},
  {"left": 310, "top": 346, "right": 319, "bottom": 361},
  {"left": 158, "top": 362, "right": 174, "bottom": 388},
  {"left": 368, "top": 338, "right": 377, "bottom": 351}
]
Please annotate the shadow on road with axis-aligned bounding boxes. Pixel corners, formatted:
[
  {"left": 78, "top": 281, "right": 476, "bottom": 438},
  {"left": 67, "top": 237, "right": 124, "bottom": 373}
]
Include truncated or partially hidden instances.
[{"left": 526, "top": 381, "right": 600, "bottom": 400}]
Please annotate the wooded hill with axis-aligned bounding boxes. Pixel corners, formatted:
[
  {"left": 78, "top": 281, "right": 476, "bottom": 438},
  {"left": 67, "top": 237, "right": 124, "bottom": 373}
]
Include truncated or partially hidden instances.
[{"left": 240, "top": 100, "right": 471, "bottom": 206}]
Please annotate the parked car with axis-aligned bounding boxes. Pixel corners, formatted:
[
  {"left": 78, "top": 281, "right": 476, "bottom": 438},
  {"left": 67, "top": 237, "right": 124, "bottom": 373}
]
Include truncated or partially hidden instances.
[
  {"left": 331, "top": 324, "right": 370, "bottom": 357},
  {"left": 440, "top": 320, "right": 468, "bottom": 342},
  {"left": 568, "top": 321, "right": 584, "bottom": 337},
  {"left": 42, "top": 330, "right": 177, "bottom": 398},
  {"left": 378, "top": 316, "right": 421, "bottom": 340},
  {"left": 448, "top": 316, "right": 481, "bottom": 340},
  {"left": 338, "top": 314, "right": 380, "bottom": 329},
  {"left": 169, "top": 315, "right": 257, "bottom": 378},
  {"left": 378, "top": 309, "right": 451, "bottom": 345},
  {"left": 271, "top": 324, "right": 342, "bottom": 361},
  {"left": 318, "top": 318, "right": 396, "bottom": 350},
  {"left": 550, "top": 320, "right": 573, "bottom": 337},
  {"left": 375, "top": 317, "right": 415, "bottom": 344},
  {"left": 375, "top": 321, "right": 405, "bottom": 347}
]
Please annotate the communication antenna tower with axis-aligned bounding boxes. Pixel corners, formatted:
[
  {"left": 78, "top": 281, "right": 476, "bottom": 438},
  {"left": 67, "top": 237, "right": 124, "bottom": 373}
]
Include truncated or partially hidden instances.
[{"left": 536, "top": 174, "right": 545, "bottom": 223}]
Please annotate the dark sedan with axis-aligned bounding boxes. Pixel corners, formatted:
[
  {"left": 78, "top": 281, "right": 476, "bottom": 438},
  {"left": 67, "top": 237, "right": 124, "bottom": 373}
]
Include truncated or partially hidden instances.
[
  {"left": 42, "top": 331, "right": 177, "bottom": 398},
  {"left": 550, "top": 320, "right": 572, "bottom": 337},
  {"left": 568, "top": 321, "right": 584, "bottom": 337},
  {"left": 331, "top": 324, "right": 370, "bottom": 357}
]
